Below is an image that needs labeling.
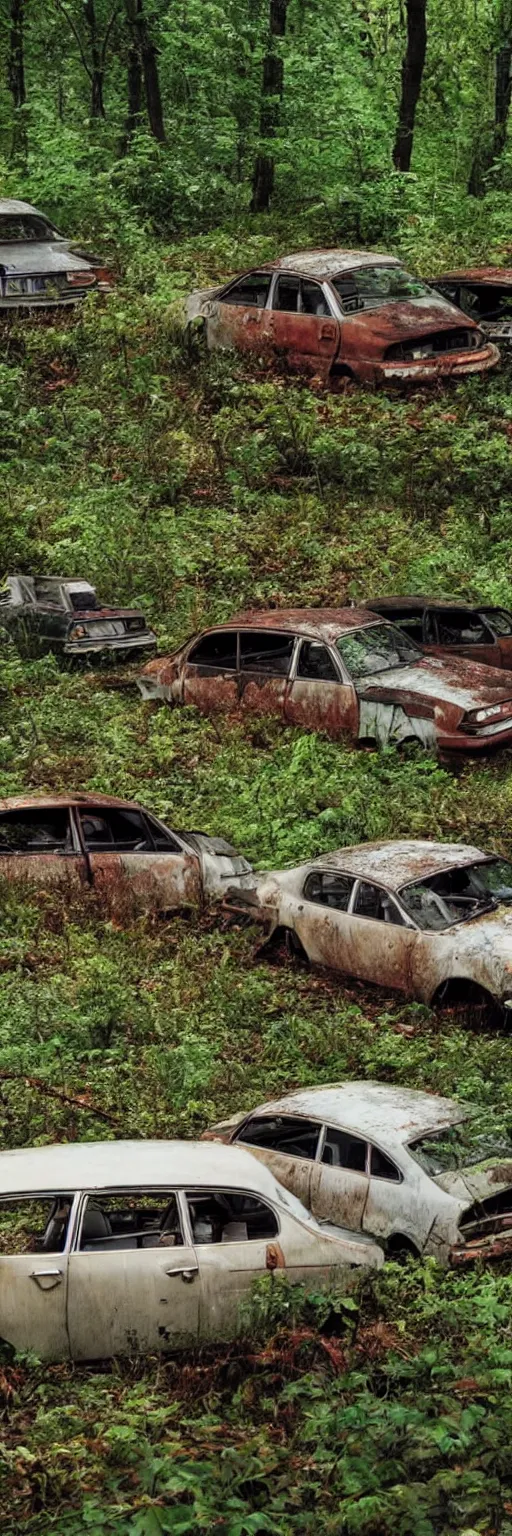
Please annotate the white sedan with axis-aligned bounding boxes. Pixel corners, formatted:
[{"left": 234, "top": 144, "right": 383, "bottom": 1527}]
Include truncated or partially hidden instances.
[
  {"left": 205, "top": 1082, "right": 512, "bottom": 1263},
  {"left": 0, "top": 1140, "right": 382, "bottom": 1360}
]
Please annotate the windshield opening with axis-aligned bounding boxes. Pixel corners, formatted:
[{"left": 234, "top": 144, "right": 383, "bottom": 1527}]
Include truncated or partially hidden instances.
[
  {"left": 0, "top": 216, "right": 55, "bottom": 242},
  {"left": 333, "top": 265, "right": 431, "bottom": 313},
  {"left": 399, "top": 857, "right": 512, "bottom": 931},
  {"left": 409, "top": 1118, "right": 512, "bottom": 1175},
  {"left": 336, "top": 623, "right": 421, "bottom": 680}
]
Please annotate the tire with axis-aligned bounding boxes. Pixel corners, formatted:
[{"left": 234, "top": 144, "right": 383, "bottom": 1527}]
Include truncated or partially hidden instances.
[
  {"left": 386, "top": 1235, "right": 420, "bottom": 1262},
  {"left": 434, "top": 981, "right": 502, "bottom": 1032}
]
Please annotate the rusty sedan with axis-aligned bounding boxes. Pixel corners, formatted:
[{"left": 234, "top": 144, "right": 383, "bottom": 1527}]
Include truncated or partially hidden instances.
[
  {"left": 0, "top": 1140, "right": 382, "bottom": 1360},
  {"left": 364, "top": 597, "right": 512, "bottom": 670},
  {"left": 243, "top": 839, "right": 512, "bottom": 1028},
  {"left": 186, "top": 249, "right": 499, "bottom": 386},
  {"left": 138, "top": 607, "right": 512, "bottom": 756},
  {"left": 0, "top": 794, "right": 253, "bottom": 916},
  {"left": 204, "top": 1083, "right": 512, "bottom": 1265}
]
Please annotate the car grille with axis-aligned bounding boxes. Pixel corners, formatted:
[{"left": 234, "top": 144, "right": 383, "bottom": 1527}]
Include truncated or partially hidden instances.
[
  {"left": 385, "top": 329, "right": 482, "bottom": 361},
  {"left": 458, "top": 1191, "right": 512, "bottom": 1238}
]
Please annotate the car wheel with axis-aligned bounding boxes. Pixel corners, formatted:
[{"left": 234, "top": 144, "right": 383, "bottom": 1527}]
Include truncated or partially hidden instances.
[
  {"left": 285, "top": 928, "right": 309, "bottom": 965},
  {"left": 434, "top": 981, "right": 502, "bottom": 1032},
  {"left": 386, "top": 1234, "right": 420, "bottom": 1262}
]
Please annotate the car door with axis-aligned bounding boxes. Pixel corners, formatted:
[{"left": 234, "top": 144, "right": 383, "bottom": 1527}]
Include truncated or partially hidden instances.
[
  {"left": 262, "top": 274, "right": 340, "bottom": 378},
  {"left": 423, "top": 608, "right": 498, "bottom": 666},
  {"left": 238, "top": 629, "right": 296, "bottom": 717},
  {"left": 290, "top": 869, "right": 357, "bottom": 972},
  {"left": 0, "top": 1193, "right": 75, "bottom": 1359},
  {"left": 362, "top": 1143, "right": 433, "bottom": 1250},
  {"left": 340, "top": 879, "right": 421, "bottom": 992},
  {"left": 66, "top": 1189, "right": 200, "bottom": 1359},
  {"left": 285, "top": 638, "right": 359, "bottom": 736},
  {"left": 234, "top": 1113, "right": 322, "bottom": 1207},
  {"left": 208, "top": 271, "right": 274, "bottom": 352},
  {"left": 309, "top": 1125, "right": 370, "bottom": 1229},
  {"left": 77, "top": 806, "right": 202, "bottom": 916},
  {"left": 0, "top": 805, "right": 87, "bottom": 895},
  {"left": 479, "top": 608, "right": 512, "bottom": 670},
  {"left": 180, "top": 629, "right": 240, "bottom": 714}
]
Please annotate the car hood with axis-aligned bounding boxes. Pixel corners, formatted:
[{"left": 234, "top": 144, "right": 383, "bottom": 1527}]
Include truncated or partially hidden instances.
[
  {"left": 342, "top": 293, "right": 479, "bottom": 343},
  {"left": 0, "top": 241, "right": 91, "bottom": 275},
  {"left": 179, "top": 831, "right": 254, "bottom": 894},
  {"left": 359, "top": 653, "right": 512, "bottom": 711},
  {"left": 434, "top": 1159, "right": 512, "bottom": 1204}
]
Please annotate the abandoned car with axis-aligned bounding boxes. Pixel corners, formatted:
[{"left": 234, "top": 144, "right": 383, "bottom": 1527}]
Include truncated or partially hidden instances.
[
  {"left": 364, "top": 597, "right": 512, "bottom": 670},
  {"left": 204, "top": 1082, "right": 512, "bottom": 1264},
  {"left": 238, "top": 838, "right": 512, "bottom": 1027},
  {"left": 186, "top": 249, "right": 500, "bottom": 386},
  {"left": 138, "top": 607, "right": 512, "bottom": 755},
  {"left": 0, "top": 198, "right": 111, "bottom": 308},
  {"left": 0, "top": 575, "right": 157, "bottom": 663},
  {"left": 430, "top": 268, "right": 512, "bottom": 348},
  {"left": 0, "top": 793, "right": 253, "bottom": 915},
  {"left": 0, "top": 1139, "right": 383, "bottom": 1360}
]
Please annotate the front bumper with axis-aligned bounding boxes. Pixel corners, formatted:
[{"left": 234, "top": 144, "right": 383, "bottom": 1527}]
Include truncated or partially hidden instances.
[
  {"left": 64, "top": 632, "right": 157, "bottom": 660},
  {"left": 441, "top": 718, "right": 512, "bottom": 752},
  {"left": 450, "top": 1224, "right": 512, "bottom": 1265},
  {"left": 380, "top": 343, "right": 500, "bottom": 383}
]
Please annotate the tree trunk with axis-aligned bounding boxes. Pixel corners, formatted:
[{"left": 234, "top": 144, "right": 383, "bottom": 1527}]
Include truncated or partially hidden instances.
[
  {"left": 123, "top": 41, "right": 143, "bottom": 145},
  {"left": 8, "top": 0, "right": 25, "bottom": 110},
  {"left": 84, "top": 0, "right": 106, "bottom": 117},
  {"left": 392, "top": 0, "right": 427, "bottom": 172},
  {"left": 468, "top": 39, "right": 512, "bottom": 193},
  {"left": 124, "top": 0, "right": 165, "bottom": 142},
  {"left": 251, "top": 0, "right": 289, "bottom": 212}
]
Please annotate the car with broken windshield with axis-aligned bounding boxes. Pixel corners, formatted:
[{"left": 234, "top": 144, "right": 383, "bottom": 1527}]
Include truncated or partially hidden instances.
[
  {"left": 429, "top": 267, "right": 512, "bottom": 349},
  {"left": 0, "top": 574, "right": 156, "bottom": 663},
  {"left": 0, "top": 793, "right": 253, "bottom": 917},
  {"left": 186, "top": 249, "right": 499, "bottom": 386},
  {"left": 138, "top": 607, "right": 512, "bottom": 755},
  {"left": 239, "top": 839, "right": 512, "bottom": 1028},
  {"left": 0, "top": 197, "right": 111, "bottom": 308},
  {"left": 0, "top": 1139, "right": 382, "bottom": 1360},
  {"left": 364, "top": 596, "right": 512, "bottom": 670},
  {"left": 205, "top": 1082, "right": 512, "bottom": 1264}
]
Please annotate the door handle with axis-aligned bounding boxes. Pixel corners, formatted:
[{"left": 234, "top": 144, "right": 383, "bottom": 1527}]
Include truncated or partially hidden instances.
[
  {"left": 320, "top": 323, "right": 336, "bottom": 339},
  {"left": 31, "top": 1268, "right": 63, "bottom": 1290},
  {"left": 242, "top": 312, "right": 261, "bottom": 325},
  {"left": 165, "top": 1265, "right": 199, "bottom": 1283}
]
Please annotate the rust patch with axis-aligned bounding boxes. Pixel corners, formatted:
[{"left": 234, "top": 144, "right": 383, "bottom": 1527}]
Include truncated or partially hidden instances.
[{"left": 266, "top": 1242, "right": 285, "bottom": 1271}]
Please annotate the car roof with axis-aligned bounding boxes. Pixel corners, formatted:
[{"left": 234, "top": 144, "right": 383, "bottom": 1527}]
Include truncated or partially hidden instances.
[
  {"left": 365, "top": 596, "right": 483, "bottom": 614},
  {"left": 245, "top": 1081, "right": 467, "bottom": 1143},
  {"left": 0, "top": 199, "right": 46, "bottom": 218},
  {"left": 223, "top": 607, "right": 383, "bottom": 642},
  {"left": 0, "top": 1139, "right": 289, "bottom": 1198},
  {"left": 434, "top": 267, "right": 512, "bottom": 285},
  {"left": 261, "top": 249, "right": 400, "bottom": 278},
  {"left": 306, "top": 838, "right": 487, "bottom": 889},
  {"left": 10, "top": 575, "right": 95, "bottom": 585},
  {"left": 0, "top": 792, "right": 147, "bottom": 814}
]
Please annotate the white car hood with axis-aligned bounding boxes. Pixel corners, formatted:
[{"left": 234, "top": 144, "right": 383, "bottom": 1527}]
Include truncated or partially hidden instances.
[
  {"left": 435, "top": 1158, "right": 512, "bottom": 1203},
  {"left": 0, "top": 241, "right": 91, "bottom": 275},
  {"left": 359, "top": 654, "right": 512, "bottom": 711}
]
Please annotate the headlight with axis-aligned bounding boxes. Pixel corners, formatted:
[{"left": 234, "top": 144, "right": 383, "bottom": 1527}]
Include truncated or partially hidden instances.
[
  {"left": 471, "top": 704, "right": 504, "bottom": 723},
  {"left": 66, "top": 271, "right": 96, "bottom": 287}
]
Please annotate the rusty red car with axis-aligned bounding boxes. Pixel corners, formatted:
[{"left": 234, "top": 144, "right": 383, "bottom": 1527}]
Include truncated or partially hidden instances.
[
  {"left": 186, "top": 250, "right": 500, "bottom": 386},
  {"left": 364, "top": 598, "right": 512, "bottom": 670},
  {"left": 138, "top": 607, "right": 512, "bottom": 755},
  {"left": 0, "top": 794, "right": 253, "bottom": 916}
]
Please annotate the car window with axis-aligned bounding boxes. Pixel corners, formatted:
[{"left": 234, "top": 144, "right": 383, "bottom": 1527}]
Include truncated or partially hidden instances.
[
  {"left": 273, "top": 274, "right": 300, "bottom": 312},
  {"left": 0, "top": 215, "right": 54, "bottom": 241},
  {"left": 187, "top": 631, "right": 238, "bottom": 670},
  {"left": 144, "top": 815, "right": 183, "bottom": 853},
  {"left": 33, "top": 579, "right": 65, "bottom": 608},
  {"left": 0, "top": 808, "right": 72, "bottom": 854},
  {"left": 185, "top": 1189, "right": 278, "bottom": 1243},
  {"left": 480, "top": 607, "right": 512, "bottom": 637},
  {"left": 322, "top": 1127, "right": 367, "bottom": 1172},
  {"left": 336, "top": 623, "right": 420, "bottom": 678},
  {"left": 353, "top": 882, "right": 405, "bottom": 924},
  {"left": 66, "top": 586, "right": 97, "bottom": 612},
  {"left": 0, "top": 1195, "right": 73, "bottom": 1254},
  {"left": 400, "top": 856, "right": 512, "bottom": 930},
  {"left": 432, "top": 610, "right": 493, "bottom": 645},
  {"left": 301, "top": 279, "right": 332, "bottom": 317},
  {"left": 221, "top": 273, "right": 272, "bottom": 308},
  {"left": 296, "top": 640, "right": 338, "bottom": 681},
  {"left": 239, "top": 630, "right": 295, "bottom": 676},
  {"left": 303, "top": 870, "right": 354, "bottom": 911},
  {"left": 332, "top": 265, "right": 430, "bottom": 312},
  {"left": 383, "top": 609, "right": 424, "bottom": 644},
  {"left": 370, "top": 1145, "right": 401, "bottom": 1181},
  {"left": 79, "top": 807, "right": 152, "bottom": 852},
  {"left": 236, "top": 1114, "right": 321, "bottom": 1160},
  {"left": 78, "top": 1191, "right": 184, "bottom": 1251}
]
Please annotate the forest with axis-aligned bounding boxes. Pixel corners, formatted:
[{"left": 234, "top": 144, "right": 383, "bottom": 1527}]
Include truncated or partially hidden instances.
[{"left": 2, "top": 0, "right": 512, "bottom": 1531}]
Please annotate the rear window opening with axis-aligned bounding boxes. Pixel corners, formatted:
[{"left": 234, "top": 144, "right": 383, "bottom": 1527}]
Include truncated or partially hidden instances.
[{"left": 385, "top": 329, "right": 483, "bottom": 362}]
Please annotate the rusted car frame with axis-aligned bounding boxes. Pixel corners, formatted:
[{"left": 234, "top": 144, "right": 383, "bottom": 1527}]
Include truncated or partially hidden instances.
[
  {"left": 0, "top": 793, "right": 253, "bottom": 917},
  {"left": 204, "top": 1082, "right": 512, "bottom": 1266},
  {"left": 364, "top": 597, "right": 512, "bottom": 670},
  {"left": 187, "top": 249, "right": 500, "bottom": 387},
  {"left": 138, "top": 607, "right": 512, "bottom": 756},
  {"left": 244, "top": 838, "right": 512, "bottom": 1027},
  {"left": 429, "top": 268, "right": 512, "bottom": 348}
]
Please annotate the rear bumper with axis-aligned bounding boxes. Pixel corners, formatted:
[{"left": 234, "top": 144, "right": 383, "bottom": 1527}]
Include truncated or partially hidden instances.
[
  {"left": 450, "top": 1227, "right": 512, "bottom": 1265},
  {"left": 380, "top": 343, "right": 500, "bottom": 383}
]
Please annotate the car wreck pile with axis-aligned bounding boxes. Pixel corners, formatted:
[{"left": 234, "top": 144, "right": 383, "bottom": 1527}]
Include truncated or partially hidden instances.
[{"left": 5, "top": 240, "right": 512, "bottom": 1363}]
